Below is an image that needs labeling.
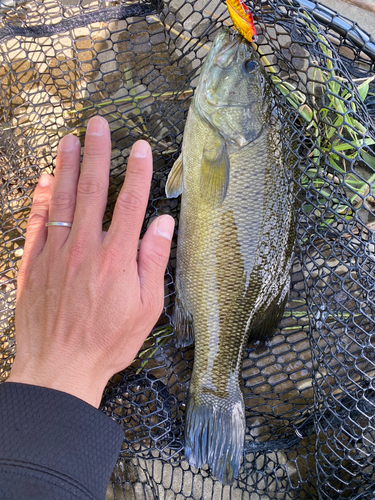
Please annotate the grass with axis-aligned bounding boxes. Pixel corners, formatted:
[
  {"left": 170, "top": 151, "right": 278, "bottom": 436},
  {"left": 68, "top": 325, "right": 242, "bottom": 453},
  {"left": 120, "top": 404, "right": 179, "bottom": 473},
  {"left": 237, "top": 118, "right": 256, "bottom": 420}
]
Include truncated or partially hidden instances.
[{"left": 252, "top": 8, "right": 375, "bottom": 228}]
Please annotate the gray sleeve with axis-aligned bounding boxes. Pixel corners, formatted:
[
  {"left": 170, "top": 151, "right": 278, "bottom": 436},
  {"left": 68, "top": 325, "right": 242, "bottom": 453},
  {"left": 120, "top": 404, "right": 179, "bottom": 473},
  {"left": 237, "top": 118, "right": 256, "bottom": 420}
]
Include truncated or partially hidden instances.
[{"left": 0, "top": 382, "right": 123, "bottom": 499}]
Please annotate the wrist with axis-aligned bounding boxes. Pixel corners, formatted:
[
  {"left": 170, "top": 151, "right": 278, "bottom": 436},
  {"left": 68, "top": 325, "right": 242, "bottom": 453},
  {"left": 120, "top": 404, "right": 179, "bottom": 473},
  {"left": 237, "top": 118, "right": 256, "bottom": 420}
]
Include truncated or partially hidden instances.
[{"left": 7, "top": 359, "right": 108, "bottom": 408}]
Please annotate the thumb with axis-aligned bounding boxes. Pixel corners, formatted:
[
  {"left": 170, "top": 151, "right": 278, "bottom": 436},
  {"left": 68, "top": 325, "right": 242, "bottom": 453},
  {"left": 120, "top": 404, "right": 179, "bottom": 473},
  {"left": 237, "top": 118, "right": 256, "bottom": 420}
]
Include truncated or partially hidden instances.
[{"left": 138, "top": 215, "right": 174, "bottom": 314}]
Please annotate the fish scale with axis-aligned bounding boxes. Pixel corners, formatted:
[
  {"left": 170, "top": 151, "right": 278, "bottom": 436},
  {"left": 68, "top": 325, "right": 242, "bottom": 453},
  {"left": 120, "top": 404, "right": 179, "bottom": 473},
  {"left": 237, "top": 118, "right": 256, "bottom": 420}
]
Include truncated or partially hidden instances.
[{"left": 166, "top": 28, "right": 294, "bottom": 484}]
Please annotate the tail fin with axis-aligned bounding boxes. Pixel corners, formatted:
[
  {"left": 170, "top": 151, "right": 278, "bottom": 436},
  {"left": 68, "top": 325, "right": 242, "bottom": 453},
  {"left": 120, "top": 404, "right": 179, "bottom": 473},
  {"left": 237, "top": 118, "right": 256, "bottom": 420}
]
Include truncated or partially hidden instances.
[{"left": 184, "top": 392, "right": 245, "bottom": 484}]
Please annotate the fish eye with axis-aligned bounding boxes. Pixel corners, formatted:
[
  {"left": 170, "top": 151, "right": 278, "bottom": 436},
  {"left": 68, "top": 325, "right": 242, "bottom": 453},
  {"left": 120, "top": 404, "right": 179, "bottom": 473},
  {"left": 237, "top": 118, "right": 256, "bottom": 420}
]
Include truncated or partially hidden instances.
[
  {"left": 245, "top": 60, "right": 258, "bottom": 73},
  {"left": 251, "top": 34, "right": 258, "bottom": 43}
]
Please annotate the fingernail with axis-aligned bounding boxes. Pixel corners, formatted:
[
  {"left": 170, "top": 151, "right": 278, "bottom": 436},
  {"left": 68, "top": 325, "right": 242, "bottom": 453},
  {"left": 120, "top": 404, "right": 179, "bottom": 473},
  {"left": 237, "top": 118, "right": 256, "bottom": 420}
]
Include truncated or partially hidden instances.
[
  {"left": 131, "top": 140, "right": 150, "bottom": 158},
  {"left": 38, "top": 174, "right": 50, "bottom": 187},
  {"left": 86, "top": 116, "right": 106, "bottom": 136},
  {"left": 156, "top": 215, "right": 174, "bottom": 240},
  {"left": 59, "top": 134, "right": 79, "bottom": 152}
]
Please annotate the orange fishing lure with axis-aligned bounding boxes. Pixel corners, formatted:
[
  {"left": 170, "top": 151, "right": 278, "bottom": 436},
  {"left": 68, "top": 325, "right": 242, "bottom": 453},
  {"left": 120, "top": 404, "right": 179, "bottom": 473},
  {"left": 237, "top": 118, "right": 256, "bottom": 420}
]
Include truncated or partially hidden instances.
[{"left": 226, "top": 0, "right": 258, "bottom": 43}]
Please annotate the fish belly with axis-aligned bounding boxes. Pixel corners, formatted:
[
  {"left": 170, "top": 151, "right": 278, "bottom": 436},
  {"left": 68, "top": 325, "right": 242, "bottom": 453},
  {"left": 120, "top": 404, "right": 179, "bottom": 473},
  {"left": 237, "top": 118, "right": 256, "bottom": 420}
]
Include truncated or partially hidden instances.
[{"left": 174, "top": 106, "right": 294, "bottom": 484}]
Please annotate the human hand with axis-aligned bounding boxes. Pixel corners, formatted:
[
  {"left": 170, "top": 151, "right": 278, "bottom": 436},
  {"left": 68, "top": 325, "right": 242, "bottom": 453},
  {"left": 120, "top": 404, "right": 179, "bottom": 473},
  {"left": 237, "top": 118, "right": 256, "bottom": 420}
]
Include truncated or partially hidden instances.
[{"left": 7, "top": 116, "right": 174, "bottom": 408}]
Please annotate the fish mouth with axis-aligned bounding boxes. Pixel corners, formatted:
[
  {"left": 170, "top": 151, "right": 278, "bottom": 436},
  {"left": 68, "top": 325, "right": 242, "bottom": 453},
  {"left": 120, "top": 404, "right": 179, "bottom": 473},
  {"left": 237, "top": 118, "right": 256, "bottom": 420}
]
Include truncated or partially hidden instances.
[{"left": 213, "top": 34, "right": 243, "bottom": 70}]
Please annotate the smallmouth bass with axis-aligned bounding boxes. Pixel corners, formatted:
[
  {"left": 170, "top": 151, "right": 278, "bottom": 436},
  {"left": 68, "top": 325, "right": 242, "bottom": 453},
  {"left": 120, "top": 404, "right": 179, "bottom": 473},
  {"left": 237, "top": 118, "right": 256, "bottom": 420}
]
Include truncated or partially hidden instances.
[{"left": 166, "top": 28, "right": 294, "bottom": 484}]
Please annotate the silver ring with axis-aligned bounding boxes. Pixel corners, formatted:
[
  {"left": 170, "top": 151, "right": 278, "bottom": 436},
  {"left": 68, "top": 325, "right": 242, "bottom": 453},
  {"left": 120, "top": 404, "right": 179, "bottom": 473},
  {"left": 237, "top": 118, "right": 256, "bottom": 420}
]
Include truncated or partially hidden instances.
[{"left": 45, "top": 222, "right": 72, "bottom": 228}]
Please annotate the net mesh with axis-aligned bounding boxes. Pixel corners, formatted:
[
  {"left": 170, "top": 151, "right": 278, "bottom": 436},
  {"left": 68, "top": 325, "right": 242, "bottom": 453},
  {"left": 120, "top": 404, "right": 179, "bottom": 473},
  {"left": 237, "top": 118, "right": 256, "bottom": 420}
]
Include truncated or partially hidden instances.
[{"left": 1, "top": 0, "right": 375, "bottom": 498}]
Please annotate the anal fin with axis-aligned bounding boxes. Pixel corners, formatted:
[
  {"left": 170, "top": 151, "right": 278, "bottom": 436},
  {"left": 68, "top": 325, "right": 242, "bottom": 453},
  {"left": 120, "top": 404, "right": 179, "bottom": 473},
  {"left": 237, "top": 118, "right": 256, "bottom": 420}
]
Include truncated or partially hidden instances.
[{"left": 248, "top": 278, "right": 290, "bottom": 347}]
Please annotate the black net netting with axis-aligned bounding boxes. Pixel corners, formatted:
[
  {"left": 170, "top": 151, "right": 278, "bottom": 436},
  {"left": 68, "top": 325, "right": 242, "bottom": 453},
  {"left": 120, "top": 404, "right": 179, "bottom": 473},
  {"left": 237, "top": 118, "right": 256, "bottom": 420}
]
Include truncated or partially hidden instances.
[{"left": 1, "top": 0, "right": 375, "bottom": 498}]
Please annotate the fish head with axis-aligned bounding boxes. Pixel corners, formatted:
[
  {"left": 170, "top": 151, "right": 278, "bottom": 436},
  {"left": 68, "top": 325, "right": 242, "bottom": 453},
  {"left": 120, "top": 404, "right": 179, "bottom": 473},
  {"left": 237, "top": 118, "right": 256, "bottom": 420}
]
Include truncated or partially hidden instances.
[{"left": 194, "top": 28, "right": 271, "bottom": 147}]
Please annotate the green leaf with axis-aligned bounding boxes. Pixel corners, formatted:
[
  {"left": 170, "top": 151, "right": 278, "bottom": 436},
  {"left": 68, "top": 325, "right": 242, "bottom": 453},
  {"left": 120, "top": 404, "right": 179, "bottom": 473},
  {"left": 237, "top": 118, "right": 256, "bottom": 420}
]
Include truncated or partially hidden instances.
[
  {"left": 357, "top": 75, "right": 375, "bottom": 101},
  {"left": 328, "top": 155, "right": 344, "bottom": 172},
  {"left": 358, "top": 82, "right": 369, "bottom": 101},
  {"left": 302, "top": 204, "right": 313, "bottom": 213},
  {"left": 332, "top": 137, "right": 375, "bottom": 152},
  {"left": 360, "top": 149, "right": 375, "bottom": 169},
  {"left": 348, "top": 118, "right": 367, "bottom": 134}
]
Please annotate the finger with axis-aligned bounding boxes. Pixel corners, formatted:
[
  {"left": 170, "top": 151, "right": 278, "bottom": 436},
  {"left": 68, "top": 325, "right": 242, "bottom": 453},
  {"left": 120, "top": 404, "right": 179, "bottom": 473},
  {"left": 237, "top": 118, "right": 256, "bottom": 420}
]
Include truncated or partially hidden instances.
[
  {"left": 21, "top": 174, "right": 53, "bottom": 267},
  {"left": 138, "top": 215, "right": 174, "bottom": 314},
  {"left": 70, "top": 116, "right": 111, "bottom": 242},
  {"left": 47, "top": 134, "right": 81, "bottom": 251},
  {"left": 104, "top": 140, "right": 152, "bottom": 261}
]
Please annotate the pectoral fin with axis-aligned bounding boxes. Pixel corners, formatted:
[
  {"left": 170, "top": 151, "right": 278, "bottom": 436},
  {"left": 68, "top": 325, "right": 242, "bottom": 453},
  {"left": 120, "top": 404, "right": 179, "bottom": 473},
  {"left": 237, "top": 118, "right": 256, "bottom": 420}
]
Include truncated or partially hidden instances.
[
  {"left": 200, "top": 141, "right": 230, "bottom": 207},
  {"left": 165, "top": 154, "right": 183, "bottom": 198}
]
